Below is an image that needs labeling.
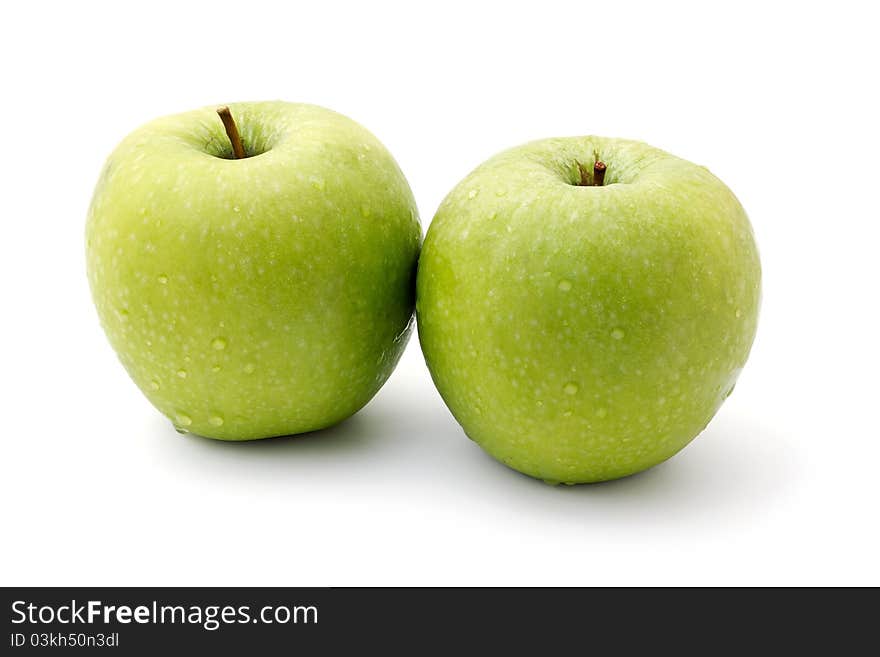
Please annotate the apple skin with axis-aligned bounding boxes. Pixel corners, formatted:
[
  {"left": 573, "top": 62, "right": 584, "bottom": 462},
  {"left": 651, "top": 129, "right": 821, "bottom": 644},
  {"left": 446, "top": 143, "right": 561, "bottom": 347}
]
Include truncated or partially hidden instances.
[
  {"left": 417, "top": 137, "right": 760, "bottom": 484},
  {"left": 87, "top": 102, "right": 421, "bottom": 439}
]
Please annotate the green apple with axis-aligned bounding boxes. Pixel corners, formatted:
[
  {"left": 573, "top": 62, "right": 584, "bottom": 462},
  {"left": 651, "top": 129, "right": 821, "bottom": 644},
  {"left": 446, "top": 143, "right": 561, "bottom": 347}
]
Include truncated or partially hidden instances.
[
  {"left": 417, "top": 137, "right": 760, "bottom": 484},
  {"left": 87, "top": 101, "right": 421, "bottom": 439}
]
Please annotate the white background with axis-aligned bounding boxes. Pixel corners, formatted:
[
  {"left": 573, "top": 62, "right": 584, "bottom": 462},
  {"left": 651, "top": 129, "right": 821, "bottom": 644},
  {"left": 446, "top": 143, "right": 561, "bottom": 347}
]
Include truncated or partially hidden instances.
[{"left": 2, "top": 1, "right": 878, "bottom": 586}]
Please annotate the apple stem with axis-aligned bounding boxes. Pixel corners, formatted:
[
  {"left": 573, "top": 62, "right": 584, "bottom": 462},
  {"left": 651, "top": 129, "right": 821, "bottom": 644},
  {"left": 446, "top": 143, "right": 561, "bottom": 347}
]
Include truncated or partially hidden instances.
[
  {"left": 593, "top": 161, "right": 606, "bottom": 186},
  {"left": 216, "top": 106, "right": 246, "bottom": 159},
  {"left": 577, "top": 160, "right": 607, "bottom": 186}
]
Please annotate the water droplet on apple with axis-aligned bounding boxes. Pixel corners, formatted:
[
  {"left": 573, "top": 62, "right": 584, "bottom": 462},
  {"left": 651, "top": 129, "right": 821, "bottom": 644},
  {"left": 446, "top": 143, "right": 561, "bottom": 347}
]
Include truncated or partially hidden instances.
[
  {"left": 158, "top": 275, "right": 168, "bottom": 285},
  {"left": 611, "top": 328, "right": 625, "bottom": 340},
  {"left": 211, "top": 337, "right": 227, "bottom": 350},
  {"left": 735, "top": 308, "right": 742, "bottom": 318},
  {"left": 174, "top": 412, "right": 192, "bottom": 427},
  {"left": 244, "top": 363, "right": 256, "bottom": 374},
  {"left": 361, "top": 205, "right": 371, "bottom": 217},
  {"left": 176, "top": 369, "right": 187, "bottom": 379},
  {"left": 149, "top": 379, "right": 160, "bottom": 391},
  {"left": 595, "top": 407, "right": 608, "bottom": 418},
  {"left": 558, "top": 279, "right": 572, "bottom": 292},
  {"left": 563, "top": 382, "right": 579, "bottom": 395},
  {"left": 563, "top": 410, "right": 573, "bottom": 417},
  {"left": 208, "top": 415, "right": 224, "bottom": 427},
  {"left": 233, "top": 205, "right": 241, "bottom": 213},
  {"left": 467, "top": 189, "right": 478, "bottom": 199},
  {"left": 495, "top": 189, "right": 507, "bottom": 197},
  {"left": 211, "top": 365, "right": 222, "bottom": 373}
]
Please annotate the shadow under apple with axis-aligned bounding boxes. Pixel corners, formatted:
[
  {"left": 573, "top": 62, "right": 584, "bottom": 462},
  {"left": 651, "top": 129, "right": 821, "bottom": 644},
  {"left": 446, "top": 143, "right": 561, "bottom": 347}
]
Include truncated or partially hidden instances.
[
  {"left": 472, "top": 411, "right": 797, "bottom": 527},
  {"left": 152, "top": 393, "right": 795, "bottom": 530}
]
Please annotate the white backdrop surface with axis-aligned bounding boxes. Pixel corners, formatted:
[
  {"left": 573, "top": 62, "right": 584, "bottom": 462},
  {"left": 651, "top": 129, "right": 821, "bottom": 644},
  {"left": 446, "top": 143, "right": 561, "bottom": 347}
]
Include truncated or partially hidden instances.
[{"left": 1, "top": 0, "right": 877, "bottom": 585}]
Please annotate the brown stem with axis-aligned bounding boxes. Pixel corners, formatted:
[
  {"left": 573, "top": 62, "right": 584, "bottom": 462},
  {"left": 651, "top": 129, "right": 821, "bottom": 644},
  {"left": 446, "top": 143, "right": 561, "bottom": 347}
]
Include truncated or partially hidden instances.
[
  {"left": 593, "top": 160, "right": 607, "bottom": 186},
  {"left": 216, "top": 106, "right": 245, "bottom": 159}
]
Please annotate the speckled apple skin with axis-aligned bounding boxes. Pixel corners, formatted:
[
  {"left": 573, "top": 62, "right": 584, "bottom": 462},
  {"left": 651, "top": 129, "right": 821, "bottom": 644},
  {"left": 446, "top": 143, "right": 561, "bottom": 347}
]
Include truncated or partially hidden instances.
[
  {"left": 87, "top": 102, "right": 421, "bottom": 439},
  {"left": 417, "top": 137, "right": 760, "bottom": 484}
]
